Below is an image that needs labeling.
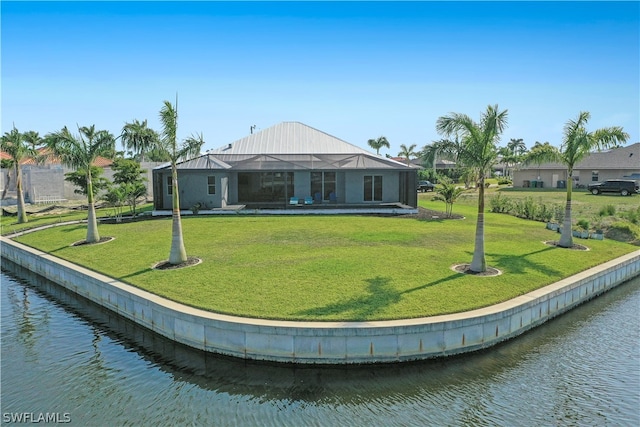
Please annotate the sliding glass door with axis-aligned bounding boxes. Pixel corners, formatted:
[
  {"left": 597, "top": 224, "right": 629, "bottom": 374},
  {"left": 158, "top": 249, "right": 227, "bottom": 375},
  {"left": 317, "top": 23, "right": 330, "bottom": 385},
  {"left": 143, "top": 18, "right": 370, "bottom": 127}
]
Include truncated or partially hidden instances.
[
  {"left": 311, "top": 172, "right": 336, "bottom": 201},
  {"left": 238, "top": 172, "right": 294, "bottom": 203}
]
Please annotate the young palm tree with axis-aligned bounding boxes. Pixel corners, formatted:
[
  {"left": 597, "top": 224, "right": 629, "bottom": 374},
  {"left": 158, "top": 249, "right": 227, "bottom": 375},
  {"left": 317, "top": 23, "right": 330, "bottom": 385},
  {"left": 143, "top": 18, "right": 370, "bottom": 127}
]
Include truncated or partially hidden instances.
[
  {"left": 157, "top": 100, "right": 205, "bottom": 264},
  {"left": 367, "top": 136, "right": 390, "bottom": 155},
  {"left": 398, "top": 143, "right": 417, "bottom": 166},
  {"left": 121, "top": 119, "right": 159, "bottom": 162},
  {"left": 436, "top": 104, "right": 508, "bottom": 273},
  {"left": 433, "top": 180, "right": 465, "bottom": 218},
  {"left": 45, "top": 125, "right": 116, "bottom": 243},
  {"left": 0, "top": 127, "right": 39, "bottom": 223},
  {"left": 524, "top": 112, "right": 628, "bottom": 248}
]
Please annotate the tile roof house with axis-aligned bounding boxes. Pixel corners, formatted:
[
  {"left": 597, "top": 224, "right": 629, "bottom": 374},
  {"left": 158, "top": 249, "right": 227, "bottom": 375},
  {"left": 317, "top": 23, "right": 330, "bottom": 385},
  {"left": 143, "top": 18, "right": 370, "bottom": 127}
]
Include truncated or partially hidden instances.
[
  {"left": 152, "top": 122, "right": 418, "bottom": 211},
  {"left": 513, "top": 142, "right": 640, "bottom": 188}
]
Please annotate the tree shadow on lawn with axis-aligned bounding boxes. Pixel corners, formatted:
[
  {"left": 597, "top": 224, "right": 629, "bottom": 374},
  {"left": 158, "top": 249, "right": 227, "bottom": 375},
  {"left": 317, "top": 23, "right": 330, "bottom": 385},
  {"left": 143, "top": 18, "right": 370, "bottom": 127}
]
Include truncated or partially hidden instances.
[
  {"left": 39, "top": 225, "right": 86, "bottom": 253},
  {"left": 43, "top": 225, "right": 111, "bottom": 254},
  {"left": 118, "top": 268, "right": 153, "bottom": 280},
  {"left": 484, "top": 245, "right": 562, "bottom": 277},
  {"left": 295, "top": 274, "right": 461, "bottom": 320}
]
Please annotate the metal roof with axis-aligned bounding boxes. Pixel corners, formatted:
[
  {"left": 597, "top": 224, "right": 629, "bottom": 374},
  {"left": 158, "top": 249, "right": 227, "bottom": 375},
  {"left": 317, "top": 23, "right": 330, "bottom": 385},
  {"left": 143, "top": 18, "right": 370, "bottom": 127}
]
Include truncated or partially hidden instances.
[
  {"left": 154, "top": 122, "right": 413, "bottom": 172},
  {"left": 206, "top": 122, "right": 375, "bottom": 155},
  {"left": 174, "top": 155, "right": 232, "bottom": 170}
]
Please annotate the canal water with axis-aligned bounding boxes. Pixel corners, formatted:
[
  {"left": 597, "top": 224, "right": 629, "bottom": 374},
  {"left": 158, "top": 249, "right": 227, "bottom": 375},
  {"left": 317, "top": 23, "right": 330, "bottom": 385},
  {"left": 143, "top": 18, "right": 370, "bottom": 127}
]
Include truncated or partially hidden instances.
[{"left": 1, "top": 268, "right": 639, "bottom": 426}]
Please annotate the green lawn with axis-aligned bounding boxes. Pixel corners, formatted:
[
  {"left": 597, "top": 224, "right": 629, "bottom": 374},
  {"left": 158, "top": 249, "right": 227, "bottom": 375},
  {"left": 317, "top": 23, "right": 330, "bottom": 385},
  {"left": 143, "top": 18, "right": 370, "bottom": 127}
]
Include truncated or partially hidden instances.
[
  {"left": 443, "top": 185, "right": 640, "bottom": 216},
  {"left": 9, "top": 195, "right": 637, "bottom": 322},
  {"left": 1, "top": 203, "right": 154, "bottom": 236}
]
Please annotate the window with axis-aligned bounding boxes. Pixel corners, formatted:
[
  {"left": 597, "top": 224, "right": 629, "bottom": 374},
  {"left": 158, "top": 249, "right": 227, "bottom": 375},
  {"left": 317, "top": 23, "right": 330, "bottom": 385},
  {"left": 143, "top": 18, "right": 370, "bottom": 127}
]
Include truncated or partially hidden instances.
[
  {"left": 364, "top": 175, "right": 383, "bottom": 201},
  {"left": 311, "top": 172, "right": 336, "bottom": 201},
  {"left": 166, "top": 176, "right": 173, "bottom": 195},
  {"left": 591, "top": 171, "right": 599, "bottom": 182},
  {"left": 207, "top": 176, "right": 216, "bottom": 195}
]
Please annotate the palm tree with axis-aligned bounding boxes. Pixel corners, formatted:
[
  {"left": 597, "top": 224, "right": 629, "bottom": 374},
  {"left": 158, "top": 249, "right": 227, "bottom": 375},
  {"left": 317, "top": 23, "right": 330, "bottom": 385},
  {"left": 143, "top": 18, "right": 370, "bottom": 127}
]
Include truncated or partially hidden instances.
[
  {"left": 45, "top": 125, "right": 116, "bottom": 243},
  {"left": 524, "top": 112, "right": 628, "bottom": 248},
  {"left": 433, "top": 179, "right": 465, "bottom": 218},
  {"left": 423, "top": 136, "right": 465, "bottom": 179},
  {"left": 436, "top": 104, "right": 508, "bottom": 273},
  {"left": 157, "top": 100, "right": 205, "bottom": 265},
  {"left": 0, "top": 127, "right": 39, "bottom": 223},
  {"left": 500, "top": 138, "right": 527, "bottom": 178},
  {"left": 497, "top": 146, "right": 518, "bottom": 179},
  {"left": 121, "top": 119, "right": 159, "bottom": 162},
  {"left": 23, "top": 130, "right": 43, "bottom": 150},
  {"left": 398, "top": 144, "right": 417, "bottom": 166},
  {"left": 420, "top": 143, "right": 437, "bottom": 176},
  {"left": 367, "top": 136, "right": 390, "bottom": 155},
  {"left": 507, "top": 138, "right": 526, "bottom": 156}
]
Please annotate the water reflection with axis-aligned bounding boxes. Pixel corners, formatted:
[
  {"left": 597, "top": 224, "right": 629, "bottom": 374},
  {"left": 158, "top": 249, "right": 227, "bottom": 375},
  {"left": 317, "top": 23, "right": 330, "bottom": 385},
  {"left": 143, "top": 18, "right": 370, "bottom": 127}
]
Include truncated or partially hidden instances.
[{"left": 2, "top": 262, "right": 639, "bottom": 426}]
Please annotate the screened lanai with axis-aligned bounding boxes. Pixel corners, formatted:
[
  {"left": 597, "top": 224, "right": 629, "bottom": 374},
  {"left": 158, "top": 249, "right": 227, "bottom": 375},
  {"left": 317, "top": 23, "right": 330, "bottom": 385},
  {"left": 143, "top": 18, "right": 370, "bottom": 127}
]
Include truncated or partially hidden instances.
[{"left": 152, "top": 122, "right": 418, "bottom": 211}]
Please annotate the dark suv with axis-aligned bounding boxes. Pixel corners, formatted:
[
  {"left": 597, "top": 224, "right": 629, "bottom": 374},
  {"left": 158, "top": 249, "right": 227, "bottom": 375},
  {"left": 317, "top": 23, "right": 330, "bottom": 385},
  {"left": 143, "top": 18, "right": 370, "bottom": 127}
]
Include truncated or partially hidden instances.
[
  {"left": 587, "top": 179, "right": 638, "bottom": 196},
  {"left": 417, "top": 180, "right": 435, "bottom": 192}
]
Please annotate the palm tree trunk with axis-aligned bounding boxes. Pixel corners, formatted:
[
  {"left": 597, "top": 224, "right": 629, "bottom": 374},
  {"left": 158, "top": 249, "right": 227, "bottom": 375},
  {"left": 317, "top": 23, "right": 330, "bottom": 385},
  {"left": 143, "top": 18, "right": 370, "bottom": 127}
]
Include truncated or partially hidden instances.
[
  {"left": 169, "top": 166, "right": 187, "bottom": 264},
  {"left": 2, "top": 167, "right": 12, "bottom": 199},
  {"left": 15, "top": 165, "right": 28, "bottom": 224},
  {"left": 433, "top": 155, "right": 437, "bottom": 178},
  {"left": 86, "top": 169, "right": 100, "bottom": 243},
  {"left": 558, "top": 176, "right": 574, "bottom": 248},
  {"left": 469, "top": 177, "right": 486, "bottom": 272}
]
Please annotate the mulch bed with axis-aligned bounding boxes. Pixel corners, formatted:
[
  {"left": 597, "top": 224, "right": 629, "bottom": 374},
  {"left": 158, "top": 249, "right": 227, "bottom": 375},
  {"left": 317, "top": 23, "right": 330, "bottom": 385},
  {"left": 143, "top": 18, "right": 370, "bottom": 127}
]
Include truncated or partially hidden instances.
[
  {"left": 544, "top": 241, "right": 589, "bottom": 251},
  {"left": 153, "top": 257, "right": 202, "bottom": 270},
  {"left": 452, "top": 263, "right": 502, "bottom": 277},
  {"left": 71, "top": 237, "right": 115, "bottom": 246},
  {"left": 396, "top": 207, "right": 464, "bottom": 220}
]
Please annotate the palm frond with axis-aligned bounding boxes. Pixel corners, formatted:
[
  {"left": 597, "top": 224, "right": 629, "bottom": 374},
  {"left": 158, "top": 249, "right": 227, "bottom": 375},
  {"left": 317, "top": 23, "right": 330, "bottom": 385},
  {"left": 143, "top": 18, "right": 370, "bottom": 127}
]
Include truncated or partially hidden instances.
[
  {"left": 159, "top": 100, "right": 178, "bottom": 157},
  {"left": 180, "top": 133, "right": 205, "bottom": 160}
]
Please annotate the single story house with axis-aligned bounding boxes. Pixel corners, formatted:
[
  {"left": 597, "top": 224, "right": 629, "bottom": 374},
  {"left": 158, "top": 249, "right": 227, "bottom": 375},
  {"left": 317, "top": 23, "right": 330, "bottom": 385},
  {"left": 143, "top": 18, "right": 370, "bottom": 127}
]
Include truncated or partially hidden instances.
[
  {"left": 513, "top": 142, "right": 640, "bottom": 188},
  {"left": 152, "top": 122, "right": 418, "bottom": 211}
]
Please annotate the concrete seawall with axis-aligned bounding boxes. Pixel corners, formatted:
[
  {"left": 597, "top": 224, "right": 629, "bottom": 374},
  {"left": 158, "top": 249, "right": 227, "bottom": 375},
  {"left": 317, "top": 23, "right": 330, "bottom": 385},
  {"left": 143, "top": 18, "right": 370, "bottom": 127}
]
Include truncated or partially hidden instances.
[{"left": 2, "top": 236, "right": 639, "bottom": 364}]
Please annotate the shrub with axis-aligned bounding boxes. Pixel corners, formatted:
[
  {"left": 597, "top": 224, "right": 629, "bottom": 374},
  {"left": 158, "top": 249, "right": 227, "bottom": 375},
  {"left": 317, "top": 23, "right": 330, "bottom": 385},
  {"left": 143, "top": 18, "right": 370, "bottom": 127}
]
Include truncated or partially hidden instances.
[
  {"left": 537, "top": 201, "right": 554, "bottom": 222},
  {"left": 497, "top": 178, "right": 512, "bottom": 185},
  {"left": 553, "top": 204, "right": 565, "bottom": 224},
  {"left": 489, "top": 193, "right": 512, "bottom": 213},
  {"left": 576, "top": 218, "right": 590, "bottom": 231},
  {"left": 191, "top": 202, "right": 202, "bottom": 214},
  {"left": 599, "top": 204, "right": 616, "bottom": 217},
  {"left": 513, "top": 196, "right": 538, "bottom": 220},
  {"left": 620, "top": 206, "right": 640, "bottom": 225},
  {"left": 523, "top": 197, "right": 538, "bottom": 220}
]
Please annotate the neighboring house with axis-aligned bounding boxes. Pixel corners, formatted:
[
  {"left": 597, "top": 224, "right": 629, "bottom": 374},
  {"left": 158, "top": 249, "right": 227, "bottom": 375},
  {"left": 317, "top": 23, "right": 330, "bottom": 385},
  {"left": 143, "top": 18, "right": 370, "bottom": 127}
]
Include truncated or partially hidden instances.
[
  {"left": 0, "top": 148, "right": 161, "bottom": 203},
  {"left": 152, "top": 122, "right": 418, "bottom": 211},
  {"left": 395, "top": 157, "right": 457, "bottom": 173},
  {"left": 513, "top": 142, "right": 640, "bottom": 188},
  {"left": 0, "top": 151, "right": 114, "bottom": 203}
]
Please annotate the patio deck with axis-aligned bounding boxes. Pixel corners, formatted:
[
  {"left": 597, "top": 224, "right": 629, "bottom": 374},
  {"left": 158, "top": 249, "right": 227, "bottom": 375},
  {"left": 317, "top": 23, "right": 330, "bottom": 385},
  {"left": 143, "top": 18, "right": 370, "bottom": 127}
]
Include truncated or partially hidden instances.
[{"left": 152, "top": 202, "right": 418, "bottom": 216}]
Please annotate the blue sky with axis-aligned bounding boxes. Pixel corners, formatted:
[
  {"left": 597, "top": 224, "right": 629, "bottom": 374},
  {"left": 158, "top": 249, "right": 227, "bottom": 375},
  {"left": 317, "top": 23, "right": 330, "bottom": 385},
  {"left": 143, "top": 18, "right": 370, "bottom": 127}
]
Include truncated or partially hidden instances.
[{"left": 2, "top": 1, "right": 639, "bottom": 155}]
